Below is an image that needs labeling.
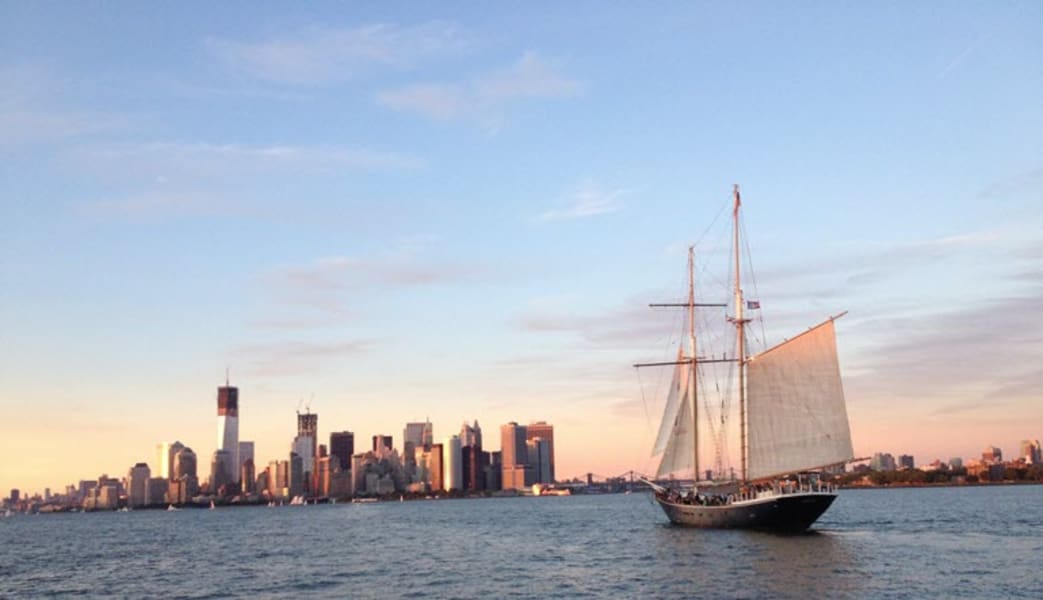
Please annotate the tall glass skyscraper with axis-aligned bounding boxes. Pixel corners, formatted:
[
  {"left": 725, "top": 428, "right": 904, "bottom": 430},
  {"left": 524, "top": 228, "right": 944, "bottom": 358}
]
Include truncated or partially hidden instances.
[{"left": 217, "top": 383, "right": 239, "bottom": 484}]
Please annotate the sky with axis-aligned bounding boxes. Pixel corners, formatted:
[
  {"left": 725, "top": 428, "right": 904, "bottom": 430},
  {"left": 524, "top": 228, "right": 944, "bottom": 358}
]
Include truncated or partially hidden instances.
[{"left": 2, "top": 2, "right": 1041, "bottom": 495}]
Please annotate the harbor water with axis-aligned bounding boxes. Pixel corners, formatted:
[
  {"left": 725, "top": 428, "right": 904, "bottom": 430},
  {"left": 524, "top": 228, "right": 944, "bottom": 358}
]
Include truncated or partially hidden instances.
[{"left": 2, "top": 485, "right": 1041, "bottom": 598}]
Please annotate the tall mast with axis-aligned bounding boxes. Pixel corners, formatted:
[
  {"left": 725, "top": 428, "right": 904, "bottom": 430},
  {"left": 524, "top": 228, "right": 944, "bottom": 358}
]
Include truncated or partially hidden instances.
[
  {"left": 687, "top": 246, "right": 699, "bottom": 482},
  {"left": 733, "top": 184, "right": 748, "bottom": 482}
]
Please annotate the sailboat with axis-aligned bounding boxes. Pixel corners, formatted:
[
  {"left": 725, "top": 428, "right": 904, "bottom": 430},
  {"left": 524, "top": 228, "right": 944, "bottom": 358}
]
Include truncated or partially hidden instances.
[{"left": 637, "top": 185, "right": 854, "bottom": 532}]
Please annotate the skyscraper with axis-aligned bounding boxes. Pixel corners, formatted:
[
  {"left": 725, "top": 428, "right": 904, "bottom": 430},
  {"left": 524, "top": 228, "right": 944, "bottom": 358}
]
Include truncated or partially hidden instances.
[
  {"left": 238, "top": 441, "right": 255, "bottom": 476},
  {"left": 982, "top": 446, "right": 1002, "bottom": 463},
  {"left": 156, "top": 441, "right": 184, "bottom": 480},
  {"left": 526, "top": 422, "right": 555, "bottom": 482},
  {"left": 217, "top": 382, "right": 239, "bottom": 484},
  {"left": 372, "top": 435, "right": 393, "bottom": 458},
  {"left": 429, "top": 443, "right": 444, "bottom": 492},
  {"left": 404, "top": 420, "right": 433, "bottom": 455},
  {"left": 127, "top": 463, "right": 150, "bottom": 508},
  {"left": 240, "top": 459, "right": 255, "bottom": 494},
  {"left": 330, "top": 431, "right": 355, "bottom": 471},
  {"left": 460, "top": 420, "right": 482, "bottom": 448},
  {"left": 1020, "top": 440, "right": 1041, "bottom": 464},
  {"left": 210, "top": 449, "right": 233, "bottom": 495},
  {"left": 444, "top": 435, "right": 462, "bottom": 492},
  {"left": 294, "top": 411, "right": 318, "bottom": 493},
  {"left": 527, "top": 437, "right": 552, "bottom": 484},
  {"left": 501, "top": 422, "right": 530, "bottom": 490}
]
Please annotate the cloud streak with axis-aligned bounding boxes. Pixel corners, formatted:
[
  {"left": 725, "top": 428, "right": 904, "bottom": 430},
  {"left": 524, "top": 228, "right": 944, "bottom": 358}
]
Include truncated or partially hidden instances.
[
  {"left": 231, "top": 339, "right": 373, "bottom": 377},
  {"left": 207, "top": 22, "right": 466, "bottom": 85},
  {"left": 76, "top": 141, "right": 421, "bottom": 177},
  {"left": 377, "top": 52, "right": 582, "bottom": 126},
  {"left": 538, "top": 182, "right": 624, "bottom": 222}
]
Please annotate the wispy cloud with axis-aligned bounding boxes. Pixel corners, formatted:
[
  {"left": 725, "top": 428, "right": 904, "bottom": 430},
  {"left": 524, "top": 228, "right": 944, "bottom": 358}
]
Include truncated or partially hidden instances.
[
  {"left": 207, "top": 22, "right": 466, "bottom": 85},
  {"left": 264, "top": 244, "right": 483, "bottom": 315},
  {"left": 76, "top": 141, "right": 421, "bottom": 177},
  {"left": 81, "top": 190, "right": 251, "bottom": 221},
  {"left": 0, "top": 65, "right": 126, "bottom": 148},
  {"left": 377, "top": 52, "right": 582, "bottom": 127},
  {"left": 842, "top": 270, "right": 1043, "bottom": 418},
  {"left": 537, "top": 181, "right": 624, "bottom": 222},
  {"left": 231, "top": 339, "right": 373, "bottom": 377}
]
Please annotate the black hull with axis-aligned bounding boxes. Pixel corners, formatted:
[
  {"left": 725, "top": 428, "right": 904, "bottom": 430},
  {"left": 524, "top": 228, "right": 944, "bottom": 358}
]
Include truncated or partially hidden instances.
[{"left": 656, "top": 492, "right": 836, "bottom": 532}]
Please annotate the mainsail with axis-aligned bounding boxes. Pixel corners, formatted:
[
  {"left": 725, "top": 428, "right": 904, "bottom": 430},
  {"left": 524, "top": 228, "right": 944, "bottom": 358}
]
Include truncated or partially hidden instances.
[
  {"left": 653, "top": 357, "right": 694, "bottom": 477},
  {"left": 746, "top": 318, "right": 854, "bottom": 480}
]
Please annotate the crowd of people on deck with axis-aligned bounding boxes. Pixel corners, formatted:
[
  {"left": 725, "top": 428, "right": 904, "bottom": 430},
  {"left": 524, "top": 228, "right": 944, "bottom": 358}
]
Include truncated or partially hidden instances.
[{"left": 657, "top": 481, "right": 801, "bottom": 507}]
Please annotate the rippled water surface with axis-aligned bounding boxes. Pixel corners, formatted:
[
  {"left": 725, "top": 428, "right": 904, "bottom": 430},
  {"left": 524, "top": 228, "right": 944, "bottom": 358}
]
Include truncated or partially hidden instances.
[{"left": 2, "top": 486, "right": 1041, "bottom": 598}]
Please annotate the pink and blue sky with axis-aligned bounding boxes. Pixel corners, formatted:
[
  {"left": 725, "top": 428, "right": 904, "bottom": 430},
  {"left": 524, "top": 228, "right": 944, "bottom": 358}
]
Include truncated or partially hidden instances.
[{"left": 2, "top": 2, "right": 1041, "bottom": 494}]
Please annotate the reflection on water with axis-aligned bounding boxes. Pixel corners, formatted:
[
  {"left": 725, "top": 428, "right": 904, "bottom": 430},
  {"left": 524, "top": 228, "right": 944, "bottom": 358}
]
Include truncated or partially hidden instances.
[{"left": 1, "top": 486, "right": 1041, "bottom": 598}]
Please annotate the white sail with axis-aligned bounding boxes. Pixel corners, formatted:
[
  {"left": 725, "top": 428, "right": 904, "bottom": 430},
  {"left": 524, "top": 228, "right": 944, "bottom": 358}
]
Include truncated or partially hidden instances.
[
  {"left": 656, "top": 374, "right": 695, "bottom": 478},
  {"left": 651, "top": 353, "right": 689, "bottom": 456},
  {"left": 746, "top": 319, "right": 853, "bottom": 480}
]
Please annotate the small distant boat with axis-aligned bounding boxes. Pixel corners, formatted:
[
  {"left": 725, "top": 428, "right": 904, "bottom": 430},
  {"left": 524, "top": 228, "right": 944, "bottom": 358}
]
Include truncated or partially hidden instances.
[
  {"left": 166, "top": 504, "right": 179, "bottom": 512},
  {"left": 209, "top": 500, "right": 215, "bottom": 510},
  {"left": 290, "top": 496, "right": 305, "bottom": 506},
  {"left": 3, "top": 509, "right": 11, "bottom": 518},
  {"left": 351, "top": 497, "right": 377, "bottom": 504},
  {"left": 118, "top": 507, "right": 130, "bottom": 512}
]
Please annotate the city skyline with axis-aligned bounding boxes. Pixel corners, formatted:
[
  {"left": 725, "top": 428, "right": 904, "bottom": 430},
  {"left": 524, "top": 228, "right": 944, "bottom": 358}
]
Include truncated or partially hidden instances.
[
  {"left": 2, "top": 4, "right": 1042, "bottom": 494},
  {"left": 4, "top": 373, "right": 1039, "bottom": 498}
]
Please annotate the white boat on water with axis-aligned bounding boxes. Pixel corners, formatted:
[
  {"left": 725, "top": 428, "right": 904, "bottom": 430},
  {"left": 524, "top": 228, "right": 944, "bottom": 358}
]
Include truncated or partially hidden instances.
[
  {"left": 636, "top": 185, "right": 855, "bottom": 532},
  {"left": 166, "top": 504, "right": 179, "bottom": 512}
]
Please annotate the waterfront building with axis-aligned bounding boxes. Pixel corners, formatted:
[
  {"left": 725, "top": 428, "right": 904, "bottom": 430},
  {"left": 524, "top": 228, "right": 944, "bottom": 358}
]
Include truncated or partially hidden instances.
[
  {"left": 289, "top": 452, "right": 304, "bottom": 497},
  {"left": 351, "top": 454, "right": 368, "bottom": 495},
  {"left": 9, "top": 489, "right": 19, "bottom": 504},
  {"left": 372, "top": 435, "right": 393, "bottom": 458},
  {"left": 527, "top": 437, "right": 552, "bottom": 484},
  {"left": 404, "top": 420, "right": 434, "bottom": 453},
  {"left": 315, "top": 455, "right": 334, "bottom": 496},
  {"left": 294, "top": 411, "right": 318, "bottom": 493},
  {"left": 486, "top": 451, "right": 502, "bottom": 491},
  {"left": 949, "top": 457, "right": 963, "bottom": 470},
  {"left": 267, "top": 460, "right": 285, "bottom": 498},
  {"left": 210, "top": 450, "right": 233, "bottom": 496},
  {"left": 127, "top": 463, "right": 151, "bottom": 507},
  {"left": 444, "top": 435, "right": 462, "bottom": 492},
  {"left": 241, "top": 459, "right": 255, "bottom": 494},
  {"left": 330, "top": 431, "right": 355, "bottom": 471},
  {"left": 217, "top": 382, "right": 240, "bottom": 484},
  {"left": 256, "top": 469, "right": 269, "bottom": 497},
  {"left": 238, "top": 441, "right": 255, "bottom": 475},
  {"left": 982, "top": 446, "right": 1002, "bottom": 464},
  {"left": 462, "top": 444, "right": 489, "bottom": 491},
  {"left": 156, "top": 441, "right": 184, "bottom": 480},
  {"left": 1020, "top": 440, "right": 1042, "bottom": 464},
  {"left": 870, "top": 452, "right": 896, "bottom": 472},
  {"left": 97, "top": 483, "right": 119, "bottom": 510},
  {"left": 460, "top": 420, "right": 482, "bottom": 448},
  {"left": 526, "top": 421, "right": 555, "bottom": 482},
  {"left": 147, "top": 477, "right": 167, "bottom": 505},
  {"left": 501, "top": 422, "right": 531, "bottom": 490},
  {"left": 898, "top": 455, "right": 915, "bottom": 470},
  {"left": 429, "top": 443, "right": 444, "bottom": 491}
]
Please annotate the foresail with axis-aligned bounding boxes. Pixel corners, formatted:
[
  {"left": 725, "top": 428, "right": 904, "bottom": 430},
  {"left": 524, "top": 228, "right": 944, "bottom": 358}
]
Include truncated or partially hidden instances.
[
  {"left": 656, "top": 381, "right": 694, "bottom": 478},
  {"left": 746, "top": 319, "right": 854, "bottom": 480},
  {"left": 651, "top": 355, "right": 689, "bottom": 456}
]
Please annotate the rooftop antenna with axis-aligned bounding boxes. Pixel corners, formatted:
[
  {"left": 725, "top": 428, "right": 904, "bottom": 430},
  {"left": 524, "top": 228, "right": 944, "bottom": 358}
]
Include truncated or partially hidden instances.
[{"left": 225, "top": 367, "right": 230, "bottom": 387}]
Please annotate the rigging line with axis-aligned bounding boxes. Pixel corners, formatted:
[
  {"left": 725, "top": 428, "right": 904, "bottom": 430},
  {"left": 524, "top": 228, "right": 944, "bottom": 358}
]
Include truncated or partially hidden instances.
[
  {"left": 739, "top": 216, "right": 768, "bottom": 352},
  {"left": 692, "top": 197, "right": 730, "bottom": 251}
]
